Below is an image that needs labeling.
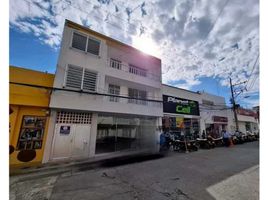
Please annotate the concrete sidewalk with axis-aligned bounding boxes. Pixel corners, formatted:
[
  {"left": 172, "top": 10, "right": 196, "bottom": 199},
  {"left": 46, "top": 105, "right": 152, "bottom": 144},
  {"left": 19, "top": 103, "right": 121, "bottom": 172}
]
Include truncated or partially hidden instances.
[{"left": 207, "top": 165, "right": 259, "bottom": 200}]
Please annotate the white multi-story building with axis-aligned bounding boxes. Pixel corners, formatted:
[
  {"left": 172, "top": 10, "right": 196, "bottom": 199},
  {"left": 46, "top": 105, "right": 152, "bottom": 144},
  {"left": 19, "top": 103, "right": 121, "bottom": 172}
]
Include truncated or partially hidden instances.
[{"left": 43, "top": 20, "right": 163, "bottom": 163}]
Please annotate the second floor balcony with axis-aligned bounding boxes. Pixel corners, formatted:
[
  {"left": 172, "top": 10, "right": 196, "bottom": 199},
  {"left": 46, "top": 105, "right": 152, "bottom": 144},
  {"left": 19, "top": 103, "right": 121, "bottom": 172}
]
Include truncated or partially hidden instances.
[{"left": 107, "top": 58, "right": 161, "bottom": 87}]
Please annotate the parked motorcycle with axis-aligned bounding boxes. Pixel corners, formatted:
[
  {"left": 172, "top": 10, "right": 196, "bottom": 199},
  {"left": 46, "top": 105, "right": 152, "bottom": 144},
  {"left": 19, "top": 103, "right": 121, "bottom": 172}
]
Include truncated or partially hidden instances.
[
  {"left": 172, "top": 136, "right": 198, "bottom": 152},
  {"left": 246, "top": 131, "right": 257, "bottom": 142},
  {"left": 196, "top": 135, "right": 215, "bottom": 149},
  {"left": 232, "top": 131, "right": 245, "bottom": 145},
  {"left": 211, "top": 136, "right": 224, "bottom": 147}
]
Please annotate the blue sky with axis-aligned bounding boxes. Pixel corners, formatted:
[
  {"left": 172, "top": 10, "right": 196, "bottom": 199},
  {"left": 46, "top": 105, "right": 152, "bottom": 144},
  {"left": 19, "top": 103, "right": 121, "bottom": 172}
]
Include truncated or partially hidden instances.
[
  {"left": 10, "top": 28, "right": 57, "bottom": 73},
  {"left": 9, "top": 0, "right": 259, "bottom": 108}
]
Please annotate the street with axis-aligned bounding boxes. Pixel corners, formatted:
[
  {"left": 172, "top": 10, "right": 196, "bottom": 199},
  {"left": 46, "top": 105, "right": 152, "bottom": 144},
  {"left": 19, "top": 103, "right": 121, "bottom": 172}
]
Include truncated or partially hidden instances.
[{"left": 10, "top": 141, "right": 259, "bottom": 200}]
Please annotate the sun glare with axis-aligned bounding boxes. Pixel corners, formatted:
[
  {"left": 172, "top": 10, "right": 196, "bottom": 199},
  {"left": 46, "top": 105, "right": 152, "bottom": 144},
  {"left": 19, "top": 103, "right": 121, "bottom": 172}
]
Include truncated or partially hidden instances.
[{"left": 132, "top": 36, "right": 160, "bottom": 57}]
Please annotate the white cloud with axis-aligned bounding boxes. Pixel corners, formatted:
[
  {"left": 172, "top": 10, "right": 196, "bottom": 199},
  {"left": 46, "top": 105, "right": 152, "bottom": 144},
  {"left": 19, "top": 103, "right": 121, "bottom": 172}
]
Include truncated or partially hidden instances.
[{"left": 10, "top": 0, "right": 259, "bottom": 99}]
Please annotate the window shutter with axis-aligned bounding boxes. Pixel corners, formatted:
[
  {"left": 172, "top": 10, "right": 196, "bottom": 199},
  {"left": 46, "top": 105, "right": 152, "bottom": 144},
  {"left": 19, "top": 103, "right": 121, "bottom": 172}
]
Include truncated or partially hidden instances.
[
  {"left": 83, "top": 69, "right": 97, "bottom": 91},
  {"left": 72, "top": 32, "right": 87, "bottom": 51},
  {"left": 65, "top": 65, "right": 83, "bottom": 89},
  {"left": 87, "top": 37, "right": 100, "bottom": 55}
]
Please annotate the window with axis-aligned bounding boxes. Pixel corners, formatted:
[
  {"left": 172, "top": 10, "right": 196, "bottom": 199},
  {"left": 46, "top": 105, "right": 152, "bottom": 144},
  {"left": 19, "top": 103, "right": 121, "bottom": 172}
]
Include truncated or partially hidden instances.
[
  {"left": 95, "top": 115, "right": 157, "bottom": 154},
  {"left": 71, "top": 31, "right": 100, "bottom": 56},
  {"left": 129, "top": 64, "right": 147, "bottom": 77},
  {"left": 83, "top": 69, "right": 97, "bottom": 91},
  {"left": 65, "top": 65, "right": 97, "bottom": 91},
  {"left": 202, "top": 100, "right": 214, "bottom": 106},
  {"left": 56, "top": 111, "right": 92, "bottom": 124},
  {"left": 87, "top": 37, "right": 100, "bottom": 55},
  {"left": 17, "top": 116, "right": 46, "bottom": 150},
  {"left": 65, "top": 65, "right": 83, "bottom": 89},
  {"left": 128, "top": 88, "right": 147, "bottom": 105},
  {"left": 110, "top": 58, "right": 122, "bottom": 70},
  {"left": 72, "top": 32, "right": 87, "bottom": 51},
  {"left": 109, "top": 84, "right": 120, "bottom": 102}
]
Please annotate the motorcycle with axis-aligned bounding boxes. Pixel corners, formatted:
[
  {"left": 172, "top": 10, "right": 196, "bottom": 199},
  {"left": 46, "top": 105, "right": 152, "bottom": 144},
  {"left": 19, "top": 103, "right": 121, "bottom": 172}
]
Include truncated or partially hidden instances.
[
  {"left": 211, "top": 136, "right": 224, "bottom": 147},
  {"left": 246, "top": 131, "right": 257, "bottom": 142},
  {"left": 232, "top": 131, "right": 246, "bottom": 144},
  {"left": 196, "top": 135, "right": 215, "bottom": 149},
  {"left": 172, "top": 136, "right": 199, "bottom": 152}
]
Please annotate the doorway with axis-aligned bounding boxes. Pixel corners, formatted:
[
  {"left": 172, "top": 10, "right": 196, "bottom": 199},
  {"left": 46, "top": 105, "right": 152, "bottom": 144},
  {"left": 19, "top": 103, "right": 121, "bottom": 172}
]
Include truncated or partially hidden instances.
[{"left": 51, "top": 111, "right": 92, "bottom": 160}]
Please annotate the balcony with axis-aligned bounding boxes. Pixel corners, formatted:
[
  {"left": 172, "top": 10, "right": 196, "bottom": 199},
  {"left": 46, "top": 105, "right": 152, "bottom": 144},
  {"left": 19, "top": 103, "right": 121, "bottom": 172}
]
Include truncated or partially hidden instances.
[{"left": 107, "top": 58, "right": 161, "bottom": 88}]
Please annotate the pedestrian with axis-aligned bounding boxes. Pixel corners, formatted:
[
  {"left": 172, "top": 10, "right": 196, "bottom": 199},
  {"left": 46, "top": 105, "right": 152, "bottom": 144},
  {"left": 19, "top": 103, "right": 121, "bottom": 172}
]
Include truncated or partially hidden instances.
[
  {"left": 160, "top": 130, "right": 171, "bottom": 154},
  {"left": 159, "top": 131, "right": 167, "bottom": 153},
  {"left": 222, "top": 130, "right": 231, "bottom": 147}
]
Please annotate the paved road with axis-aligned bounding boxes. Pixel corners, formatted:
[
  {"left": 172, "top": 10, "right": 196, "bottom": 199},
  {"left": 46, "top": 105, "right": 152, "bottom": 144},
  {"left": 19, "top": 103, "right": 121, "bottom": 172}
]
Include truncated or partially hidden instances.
[{"left": 11, "top": 141, "right": 259, "bottom": 200}]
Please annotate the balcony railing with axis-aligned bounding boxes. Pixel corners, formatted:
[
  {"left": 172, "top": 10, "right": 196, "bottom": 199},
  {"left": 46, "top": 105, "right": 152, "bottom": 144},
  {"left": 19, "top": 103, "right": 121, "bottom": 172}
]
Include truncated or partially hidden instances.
[
  {"left": 104, "top": 94, "right": 162, "bottom": 107},
  {"left": 108, "top": 58, "right": 161, "bottom": 82}
]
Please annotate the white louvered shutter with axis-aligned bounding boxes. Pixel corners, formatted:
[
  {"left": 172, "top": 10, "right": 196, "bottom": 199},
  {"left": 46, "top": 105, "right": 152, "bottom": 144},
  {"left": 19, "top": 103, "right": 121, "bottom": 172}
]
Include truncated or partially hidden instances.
[
  {"left": 83, "top": 69, "right": 97, "bottom": 91},
  {"left": 65, "top": 65, "right": 83, "bottom": 89}
]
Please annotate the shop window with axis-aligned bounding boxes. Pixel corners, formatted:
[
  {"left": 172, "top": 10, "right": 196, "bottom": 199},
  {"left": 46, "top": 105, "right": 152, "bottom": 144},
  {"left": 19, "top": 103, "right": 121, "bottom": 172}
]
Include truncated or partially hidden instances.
[
  {"left": 95, "top": 115, "right": 156, "bottom": 154},
  {"left": 17, "top": 116, "right": 46, "bottom": 150},
  {"left": 168, "top": 117, "right": 200, "bottom": 139}
]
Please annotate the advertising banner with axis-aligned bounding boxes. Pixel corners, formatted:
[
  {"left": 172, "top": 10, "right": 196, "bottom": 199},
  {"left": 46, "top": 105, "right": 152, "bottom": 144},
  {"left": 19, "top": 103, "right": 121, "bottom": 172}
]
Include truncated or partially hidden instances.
[{"left": 163, "top": 95, "right": 200, "bottom": 116}]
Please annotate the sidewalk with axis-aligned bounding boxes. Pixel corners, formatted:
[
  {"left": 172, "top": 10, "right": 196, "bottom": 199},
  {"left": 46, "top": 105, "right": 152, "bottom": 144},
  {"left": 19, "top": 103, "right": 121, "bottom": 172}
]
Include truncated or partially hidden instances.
[
  {"left": 207, "top": 165, "right": 259, "bottom": 200},
  {"left": 10, "top": 151, "right": 162, "bottom": 185}
]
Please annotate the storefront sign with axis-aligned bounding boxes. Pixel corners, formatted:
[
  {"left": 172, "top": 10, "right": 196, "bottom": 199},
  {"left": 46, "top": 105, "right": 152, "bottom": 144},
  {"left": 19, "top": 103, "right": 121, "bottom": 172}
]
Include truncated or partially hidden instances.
[
  {"left": 60, "top": 126, "right": 71, "bottom": 135},
  {"left": 237, "top": 108, "right": 257, "bottom": 117},
  {"left": 213, "top": 116, "right": 228, "bottom": 123},
  {"left": 163, "top": 95, "right": 200, "bottom": 116}
]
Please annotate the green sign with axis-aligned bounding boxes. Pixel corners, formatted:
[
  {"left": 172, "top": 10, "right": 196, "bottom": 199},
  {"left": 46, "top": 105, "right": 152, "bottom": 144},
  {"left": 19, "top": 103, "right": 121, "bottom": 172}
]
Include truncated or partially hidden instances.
[{"left": 163, "top": 95, "right": 200, "bottom": 116}]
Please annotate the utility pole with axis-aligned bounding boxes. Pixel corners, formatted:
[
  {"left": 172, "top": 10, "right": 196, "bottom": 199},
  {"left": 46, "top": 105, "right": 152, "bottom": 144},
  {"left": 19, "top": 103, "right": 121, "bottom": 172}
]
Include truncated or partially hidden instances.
[{"left": 230, "top": 78, "right": 239, "bottom": 131}]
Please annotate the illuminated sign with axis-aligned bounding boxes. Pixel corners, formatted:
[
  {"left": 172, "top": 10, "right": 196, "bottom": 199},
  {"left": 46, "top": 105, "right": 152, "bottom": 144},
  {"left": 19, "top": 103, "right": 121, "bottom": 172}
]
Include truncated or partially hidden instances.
[{"left": 163, "top": 95, "right": 200, "bottom": 116}]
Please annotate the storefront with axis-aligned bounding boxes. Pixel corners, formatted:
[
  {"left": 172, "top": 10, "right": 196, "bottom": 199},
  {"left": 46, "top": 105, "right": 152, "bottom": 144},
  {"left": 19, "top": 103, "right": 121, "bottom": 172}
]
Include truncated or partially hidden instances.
[
  {"left": 205, "top": 116, "right": 228, "bottom": 137},
  {"left": 162, "top": 94, "right": 200, "bottom": 139},
  {"left": 9, "top": 66, "right": 54, "bottom": 168},
  {"left": 95, "top": 114, "right": 158, "bottom": 154}
]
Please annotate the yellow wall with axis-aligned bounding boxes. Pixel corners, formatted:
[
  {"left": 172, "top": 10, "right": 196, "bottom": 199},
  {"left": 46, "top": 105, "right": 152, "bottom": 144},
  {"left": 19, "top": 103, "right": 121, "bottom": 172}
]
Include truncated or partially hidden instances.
[
  {"left": 9, "top": 66, "right": 55, "bottom": 168},
  {"left": 10, "top": 66, "right": 54, "bottom": 107}
]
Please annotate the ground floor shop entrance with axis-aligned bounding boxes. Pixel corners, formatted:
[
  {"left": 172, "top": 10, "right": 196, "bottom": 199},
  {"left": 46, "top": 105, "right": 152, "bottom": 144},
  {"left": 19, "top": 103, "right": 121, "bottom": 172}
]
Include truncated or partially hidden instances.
[
  {"left": 51, "top": 111, "right": 92, "bottom": 160},
  {"left": 162, "top": 116, "right": 200, "bottom": 139},
  {"left": 95, "top": 114, "right": 158, "bottom": 154},
  {"left": 205, "top": 123, "right": 227, "bottom": 137}
]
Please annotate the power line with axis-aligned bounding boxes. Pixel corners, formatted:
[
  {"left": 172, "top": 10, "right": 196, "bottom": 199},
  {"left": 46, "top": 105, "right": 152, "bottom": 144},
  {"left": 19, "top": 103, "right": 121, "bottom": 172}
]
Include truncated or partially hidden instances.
[
  {"left": 245, "top": 53, "right": 259, "bottom": 90},
  {"left": 201, "top": 0, "right": 231, "bottom": 45}
]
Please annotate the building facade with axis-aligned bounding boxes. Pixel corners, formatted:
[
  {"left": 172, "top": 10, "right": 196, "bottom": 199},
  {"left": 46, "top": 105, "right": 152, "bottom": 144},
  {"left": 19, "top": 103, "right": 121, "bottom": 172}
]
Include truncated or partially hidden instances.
[
  {"left": 43, "top": 20, "right": 163, "bottom": 163},
  {"left": 9, "top": 66, "right": 54, "bottom": 168},
  {"left": 162, "top": 85, "right": 229, "bottom": 138},
  {"left": 199, "top": 92, "right": 229, "bottom": 137},
  {"left": 227, "top": 108, "right": 259, "bottom": 134},
  {"left": 162, "top": 85, "right": 201, "bottom": 138}
]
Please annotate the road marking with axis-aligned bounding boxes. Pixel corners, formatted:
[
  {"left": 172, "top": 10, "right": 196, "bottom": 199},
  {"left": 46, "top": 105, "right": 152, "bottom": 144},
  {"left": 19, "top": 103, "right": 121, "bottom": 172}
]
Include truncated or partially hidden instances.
[{"left": 207, "top": 165, "right": 259, "bottom": 200}]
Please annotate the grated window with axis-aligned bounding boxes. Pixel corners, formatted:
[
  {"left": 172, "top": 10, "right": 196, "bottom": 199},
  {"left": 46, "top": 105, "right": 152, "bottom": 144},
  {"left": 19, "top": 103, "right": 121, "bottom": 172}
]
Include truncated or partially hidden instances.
[
  {"left": 65, "top": 65, "right": 83, "bottom": 89},
  {"left": 83, "top": 69, "right": 97, "bottom": 91},
  {"left": 56, "top": 111, "right": 92, "bottom": 124}
]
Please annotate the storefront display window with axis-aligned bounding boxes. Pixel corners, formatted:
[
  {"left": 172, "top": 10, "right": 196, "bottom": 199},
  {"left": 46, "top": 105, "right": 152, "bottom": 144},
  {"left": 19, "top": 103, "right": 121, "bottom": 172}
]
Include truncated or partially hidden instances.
[
  {"left": 163, "top": 117, "right": 200, "bottom": 139},
  {"left": 17, "top": 116, "right": 46, "bottom": 150},
  {"left": 96, "top": 115, "right": 157, "bottom": 154}
]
